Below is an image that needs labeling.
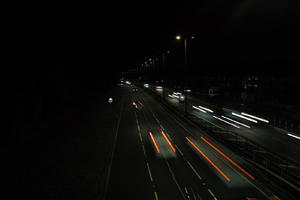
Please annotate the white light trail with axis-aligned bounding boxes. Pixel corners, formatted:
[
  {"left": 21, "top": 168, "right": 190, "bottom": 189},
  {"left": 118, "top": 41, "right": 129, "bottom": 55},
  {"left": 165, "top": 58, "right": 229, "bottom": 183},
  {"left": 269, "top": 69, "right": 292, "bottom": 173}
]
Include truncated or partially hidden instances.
[
  {"left": 241, "top": 112, "right": 269, "bottom": 123},
  {"left": 287, "top": 133, "right": 300, "bottom": 140},
  {"left": 232, "top": 112, "right": 258, "bottom": 123},
  {"left": 221, "top": 116, "right": 250, "bottom": 128},
  {"left": 213, "top": 116, "right": 240, "bottom": 128},
  {"left": 192, "top": 106, "right": 207, "bottom": 113},
  {"left": 198, "top": 105, "right": 214, "bottom": 113}
]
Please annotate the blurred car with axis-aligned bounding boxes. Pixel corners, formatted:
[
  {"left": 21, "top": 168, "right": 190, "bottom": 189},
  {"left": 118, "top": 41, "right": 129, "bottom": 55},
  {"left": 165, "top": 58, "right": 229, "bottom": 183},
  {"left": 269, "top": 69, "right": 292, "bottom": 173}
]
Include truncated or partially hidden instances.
[
  {"left": 147, "top": 130, "right": 177, "bottom": 159},
  {"left": 132, "top": 88, "right": 138, "bottom": 92}
]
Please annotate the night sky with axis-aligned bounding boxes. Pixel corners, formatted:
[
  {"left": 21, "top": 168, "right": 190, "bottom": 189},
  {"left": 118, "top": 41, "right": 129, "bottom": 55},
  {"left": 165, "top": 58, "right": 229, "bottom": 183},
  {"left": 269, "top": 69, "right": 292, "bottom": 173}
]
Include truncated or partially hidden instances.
[{"left": 8, "top": 1, "right": 300, "bottom": 121}]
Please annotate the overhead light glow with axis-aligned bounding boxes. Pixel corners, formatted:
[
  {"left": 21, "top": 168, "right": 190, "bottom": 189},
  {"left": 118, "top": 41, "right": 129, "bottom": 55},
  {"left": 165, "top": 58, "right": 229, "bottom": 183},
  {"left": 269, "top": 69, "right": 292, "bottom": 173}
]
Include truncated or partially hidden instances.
[
  {"left": 221, "top": 116, "right": 250, "bottom": 128},
  {"left": 192, "top": 106, "right": 207, "bottom": 113},
  {"left": 232, "top": 112, "right": 258, "bottom": 123},
  {"left": 213, "top": 116, "right": 240, "bottom": 128},
  {"left": 241, "top": 112, "right": 269, "bottom": 123}
]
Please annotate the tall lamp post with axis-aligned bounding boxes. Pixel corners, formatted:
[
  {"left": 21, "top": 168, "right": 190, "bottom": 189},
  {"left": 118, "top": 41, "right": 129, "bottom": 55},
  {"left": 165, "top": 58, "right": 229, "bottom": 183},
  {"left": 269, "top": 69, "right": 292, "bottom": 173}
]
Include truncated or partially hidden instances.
[{"left": 176, "top": 34, "right": 194, "bottom": 116}]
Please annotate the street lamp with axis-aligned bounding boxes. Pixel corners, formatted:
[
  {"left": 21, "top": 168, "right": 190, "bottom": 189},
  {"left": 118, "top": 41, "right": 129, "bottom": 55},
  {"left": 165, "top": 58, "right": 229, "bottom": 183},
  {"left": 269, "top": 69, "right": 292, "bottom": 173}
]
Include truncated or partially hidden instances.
[{"left": 175, "top": 34, "right": 194, "bottom": 116}]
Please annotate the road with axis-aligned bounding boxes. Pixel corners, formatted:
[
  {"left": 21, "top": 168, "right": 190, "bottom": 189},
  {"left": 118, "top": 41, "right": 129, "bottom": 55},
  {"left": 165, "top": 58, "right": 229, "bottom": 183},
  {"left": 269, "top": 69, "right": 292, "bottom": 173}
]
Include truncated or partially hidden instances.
[
  {"left": 104, "top": 85, "right": 276, "bottom": 200},
  {"left": 154, "top": 87, "right": 300, "bottom": 166}
]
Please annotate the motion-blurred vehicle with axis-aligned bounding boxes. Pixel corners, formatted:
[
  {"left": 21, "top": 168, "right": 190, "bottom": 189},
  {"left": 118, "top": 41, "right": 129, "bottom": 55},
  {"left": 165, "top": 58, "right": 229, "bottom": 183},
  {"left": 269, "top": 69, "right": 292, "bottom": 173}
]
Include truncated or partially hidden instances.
[
  {"left": 132, "top": 88, "right": 138, "bottom": 92},
  {"left": 146, "top": 129, "right": 177, "bottom": 159}
]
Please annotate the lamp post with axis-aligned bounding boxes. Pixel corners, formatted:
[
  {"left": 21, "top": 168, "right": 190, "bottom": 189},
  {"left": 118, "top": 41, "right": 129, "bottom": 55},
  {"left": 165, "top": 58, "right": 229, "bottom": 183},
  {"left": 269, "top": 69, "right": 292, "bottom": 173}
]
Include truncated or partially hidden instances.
[{"left": 176, "top": 34, "right": 193, "bottom": 116}]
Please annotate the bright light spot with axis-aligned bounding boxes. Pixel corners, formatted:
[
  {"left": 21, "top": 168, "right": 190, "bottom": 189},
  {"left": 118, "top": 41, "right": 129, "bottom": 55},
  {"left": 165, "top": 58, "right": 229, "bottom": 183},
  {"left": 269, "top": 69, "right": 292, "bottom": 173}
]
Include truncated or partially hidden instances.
[
  {"left": 108, "top": 97, "right": 113, "bottom": 103},
  {"left": 144, "top": 83, "right": 149, "bottom": 88},
  {"left": 192, "top": 106, "right": 207, "bottom": 113},
  {"left": 221, "top": 116, "right": 250, "bottom": 128},
  {"left": 125, "top": 81, "right": 131, "bottom": 85},
  {"left": 287, "top": 133, "right": 300, "bottom": 140},
  {"left": 176, "top": 35, "right": 181, "bottom": 40},
  {"left": 198, "top": 105, "right": 214, "bottom": 113},
  {"left": 213, "top": 116, "right": 240, "bottom": 128},
  {"left": 156, "top": 86, "right": 163, "bottom": 89},
  {"left": 232, "top": 112, "right": 258, "bottom": 123},
  {"left": 241, "top": 112, "right": 269, "bottom": 123},
  {"left": 184, "top": 89, "right": 191, "bottom": 92}
]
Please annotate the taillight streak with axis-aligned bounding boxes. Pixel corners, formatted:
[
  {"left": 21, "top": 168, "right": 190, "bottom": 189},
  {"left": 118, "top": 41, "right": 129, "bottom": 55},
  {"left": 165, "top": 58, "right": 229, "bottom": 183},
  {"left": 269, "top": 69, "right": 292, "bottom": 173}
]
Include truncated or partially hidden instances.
[
  {"left": 149, "top": 132, "right": 160, "bottom": 153},
  {"left": 200, "top": 136, "right": 255, "bottom": 180},
  {"left": 160, "top": 130, "right": 176, "bottom": 152},
  {"left": 186, "top": 137, "right": 231, "bottom": 182}
]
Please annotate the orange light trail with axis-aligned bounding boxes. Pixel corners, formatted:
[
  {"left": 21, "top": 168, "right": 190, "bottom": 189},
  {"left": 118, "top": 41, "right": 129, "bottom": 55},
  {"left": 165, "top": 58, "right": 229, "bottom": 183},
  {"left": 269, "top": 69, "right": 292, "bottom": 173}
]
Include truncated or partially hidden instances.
[
  {"left": 186, "top": 137, "right": 231, "bottom": 182},
  {"left": 160, "top": 130, "right": 176, "bottom": 152},
  {"left": 149, "top": 132, "right": 160, "bottom": 153},
  {"left": 200, "top": 136, "right": 255, "bottom": 180}
]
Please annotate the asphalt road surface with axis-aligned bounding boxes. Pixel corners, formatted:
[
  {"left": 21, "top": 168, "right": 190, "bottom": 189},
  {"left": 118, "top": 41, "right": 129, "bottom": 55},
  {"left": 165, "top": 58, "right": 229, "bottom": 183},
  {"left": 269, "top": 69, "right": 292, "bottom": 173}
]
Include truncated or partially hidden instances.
[
  {"left": 104, "top": 85, "right": 278, "bottom": 200},
  {"left": 156, "top": 87, "right": 300, "bottom": 166}
]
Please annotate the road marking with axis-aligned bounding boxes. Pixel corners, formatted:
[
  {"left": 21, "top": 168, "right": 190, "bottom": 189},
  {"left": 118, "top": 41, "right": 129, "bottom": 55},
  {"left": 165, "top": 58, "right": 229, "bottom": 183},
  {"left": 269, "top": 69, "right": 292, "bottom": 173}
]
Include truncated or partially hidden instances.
[
  {"left": 165, "top": 160, "right": 188, "bottom": 200},
  {"left": 154, "top": 191, "right": 159, "bottom": 200},
  {"left": 190, "top": 187, "right": 197, "bottom": 200},
  {"left": 187, "top": 161, "right": 202, "bottom": 180},
  {"left": 208, "top": 188, "right": 218, "bottom": 200},
  {"left": 146, "top": 162, "right": 153, "bottom": 182},
  {"left": 174, "top": 144, "right": 184, "bottom": 156},
  {"left": 103, "top": 97, "right": 124, "bottom": 200},
  {"left": 197, "top": 193, "right": 202, "bottom": 200}
]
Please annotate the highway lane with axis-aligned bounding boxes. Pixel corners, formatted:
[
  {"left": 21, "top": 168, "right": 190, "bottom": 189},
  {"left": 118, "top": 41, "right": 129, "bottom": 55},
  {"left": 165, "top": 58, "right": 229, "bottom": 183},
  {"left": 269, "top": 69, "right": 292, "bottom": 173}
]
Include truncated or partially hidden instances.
[
  {"left": 104, "top": 87, "right": 154, "bottom": 200},
  {"left": 132, "top": 88, "right": 273, "bottom": 199},
  {"left": 156, "top": 87, "right": 300, "bottom": 166}
]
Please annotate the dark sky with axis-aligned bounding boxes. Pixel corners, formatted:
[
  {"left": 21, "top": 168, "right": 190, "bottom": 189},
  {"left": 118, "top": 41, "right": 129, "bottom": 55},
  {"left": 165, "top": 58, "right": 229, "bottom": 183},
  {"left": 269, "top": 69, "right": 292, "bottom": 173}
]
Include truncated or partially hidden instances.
[{"left": 8, "top": 0, "right": 300, "bottom": 87}]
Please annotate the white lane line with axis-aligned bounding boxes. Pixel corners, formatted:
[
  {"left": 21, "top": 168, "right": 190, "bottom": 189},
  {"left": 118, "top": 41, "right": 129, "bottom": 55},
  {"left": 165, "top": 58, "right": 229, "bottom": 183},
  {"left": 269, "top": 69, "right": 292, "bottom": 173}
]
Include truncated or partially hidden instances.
[
  {"left": 103, "top": 97, "right": 124, "bottom": 200},
  {"left": 190, "top": 187, "right": 197, "bottom": 200},
  {"left": 207, "top": 188, "right": 218, "bottom": 200},
  {"left": 146, "top": 162, "right": 153, "bottom": 182},
  {"left": 174, "top": 144, "right": 184, "bottom": 156},
  {"left": 197, "top": 193, "right": 202, "bottom": 200},
  {"left": 154, "top": 191, "right": 159, "bottom": 200},
  {"left": 165, "top": 160, "right": 188, "bottom": 200},
  {"left": 187, "top": 161, "right": 202, "bottom": 180}
]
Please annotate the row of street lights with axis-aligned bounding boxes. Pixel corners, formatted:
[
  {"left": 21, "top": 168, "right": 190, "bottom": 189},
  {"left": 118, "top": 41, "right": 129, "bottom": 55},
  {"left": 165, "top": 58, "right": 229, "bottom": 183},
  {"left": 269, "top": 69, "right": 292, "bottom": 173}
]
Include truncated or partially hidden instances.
[{"left": 122, "top": 34, "right": 195, "bottom": 115}]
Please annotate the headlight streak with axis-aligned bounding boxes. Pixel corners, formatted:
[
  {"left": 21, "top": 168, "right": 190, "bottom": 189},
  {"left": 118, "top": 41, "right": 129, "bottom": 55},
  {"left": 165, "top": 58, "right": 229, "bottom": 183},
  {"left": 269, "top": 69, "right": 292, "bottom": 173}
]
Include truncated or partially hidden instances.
[
  {"left": 287, "top": 133, "right": 300, "bottom": 140},
  {"left": 241, "top": 112, "right": 269, "bottom": 123},
  {"left": 198, "top": 105, "right": 214, "bottom": 113},
  {"left": 232, "top": 112, "right": 258, "bottom": 123},
  {"left": 213, "top": 116, "right": 240, "bottom": 128},
  {"left": 221, "top": 116, "right": 250, "bottom": 128},
  {"left": 192, "top": 106, "right": 207, "bottom": 113}
]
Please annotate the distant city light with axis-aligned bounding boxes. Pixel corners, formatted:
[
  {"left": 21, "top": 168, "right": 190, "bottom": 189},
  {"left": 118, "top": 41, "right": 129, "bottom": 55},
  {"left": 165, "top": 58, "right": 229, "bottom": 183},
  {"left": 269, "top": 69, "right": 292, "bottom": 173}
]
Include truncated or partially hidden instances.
[{"left": 176, "top": 35, "right": 181, "bottom": 40}]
